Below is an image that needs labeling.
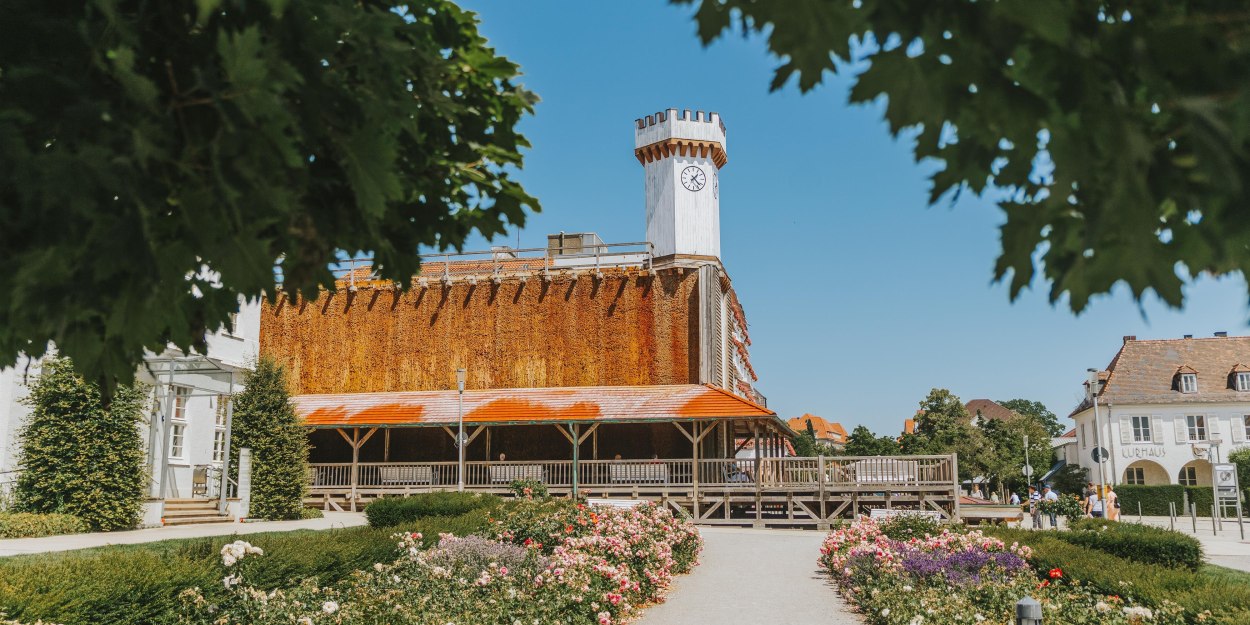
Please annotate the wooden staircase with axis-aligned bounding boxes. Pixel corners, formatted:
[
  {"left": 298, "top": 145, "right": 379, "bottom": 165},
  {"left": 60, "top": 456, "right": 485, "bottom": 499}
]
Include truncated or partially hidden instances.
[{"left": 163, "top": 498, "right": 234, "bottom": 526}]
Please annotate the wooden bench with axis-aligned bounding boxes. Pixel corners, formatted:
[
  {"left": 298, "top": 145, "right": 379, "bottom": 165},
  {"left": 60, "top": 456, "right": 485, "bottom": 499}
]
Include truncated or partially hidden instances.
[
  {"left": 609, "top": 463, "right": 669, "bottom": 483},
  {"left": 489, "top": 464, "right": 544, "bottom": 483},
  {"left": 379, "top": 465, "right": 433, "bottom": 485}
]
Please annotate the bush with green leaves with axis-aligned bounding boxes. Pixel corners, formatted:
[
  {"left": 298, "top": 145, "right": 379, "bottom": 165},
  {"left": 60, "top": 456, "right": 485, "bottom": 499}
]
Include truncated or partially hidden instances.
[
  {"left": 1116, "top": 485, "right": 1217, "bottom": 517},
  {"left": 508, "top": 478, "right": 547, "bottom": 499},
  {"left": 1065, "top": 518, "right": 1203, "bottom": 570},
  {"left": 0, "top": 512, "right": 87, "bottom": 539},
  {"left": 875, "top": 513, "right": 955, "bottom": 541},
  {"left": 365, "top": 492, "right": 500, "bottom": 528},
  {"left": 0, "top": 510, "right": 493, "bottom": 625},
  {"left": 228, "top": 357, "right": 308, "bottom": 520},
  {"left": 14, "top": 358, "right": 146, "bottom": 531},
  {"left": 986, "top": 527, "right": 1250, "bottom": 624}
]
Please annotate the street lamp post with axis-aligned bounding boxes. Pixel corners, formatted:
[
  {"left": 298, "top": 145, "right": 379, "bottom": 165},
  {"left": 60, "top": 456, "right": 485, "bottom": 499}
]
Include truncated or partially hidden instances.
[
  {"left": 1088, "top": 368, "right": 1107, "bottom": 497},
  {"left": 456, "top": 368, "right": 466, "bottom": 492}
]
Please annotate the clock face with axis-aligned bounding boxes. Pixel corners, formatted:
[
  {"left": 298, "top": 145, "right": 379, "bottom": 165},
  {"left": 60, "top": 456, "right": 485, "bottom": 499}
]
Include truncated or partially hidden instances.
[{"left": 680, "top": 166, "right": 706, "bottom": 192}]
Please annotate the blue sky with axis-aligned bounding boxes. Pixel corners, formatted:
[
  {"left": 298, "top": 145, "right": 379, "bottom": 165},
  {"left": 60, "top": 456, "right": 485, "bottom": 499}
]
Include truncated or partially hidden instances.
[{"left": 454, "top": 0, "right": 1250, "bottom": 434}]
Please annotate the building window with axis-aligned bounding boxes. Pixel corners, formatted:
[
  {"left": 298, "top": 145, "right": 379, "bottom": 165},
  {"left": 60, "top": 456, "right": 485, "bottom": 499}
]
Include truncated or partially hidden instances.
[
  {"left": 1178, "top": 466, "right": 1198, "bottom": 486},
  {"left": 1080, "top": 423, "right": 1087, "bottom": 449},
  {"left": 1186, "top": 415, "right": 1207, "bottom": 442},
  {"left": 170, "top": 386, "right": 190, "bottom": 461},
  {"left": 212, "top": 396, "right": 228, "bottom": 464},
  {"left": 1238, "top": 372, "right": 1250, "bottom": 391},
  {"left": 1131, "top": 416, "right": 1152, "bottom": 443},
  {"left": 226, "top": 312, "right": 239, "bottom": 336},
  {"left": 1180, "top": 373, "right": 1198, "bottom": 393},
  {"left": 1244, "top": 415, "right": 1250, "bottom": 441},
  {"left": 1125, "top": 467, "right": 1146, "bottom": 485}
]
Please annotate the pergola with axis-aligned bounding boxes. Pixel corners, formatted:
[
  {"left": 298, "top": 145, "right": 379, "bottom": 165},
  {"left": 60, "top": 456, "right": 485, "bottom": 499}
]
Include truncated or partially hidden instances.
[{"left": 293, "top": 384, "right": 791, "bottom": 510}]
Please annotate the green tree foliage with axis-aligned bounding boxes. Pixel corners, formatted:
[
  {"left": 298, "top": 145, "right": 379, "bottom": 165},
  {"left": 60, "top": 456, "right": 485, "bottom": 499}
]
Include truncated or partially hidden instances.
[
  {"left": 15, "top": 358, "right": 146, "bottom": 531},
  {"left": 978, "top": 414, "right": 1054, "bottom": 493},
  {"left": 901, "top": 388, "right": 987, "bottom": 480},
  {"left": 792, "top": 430, "right": 839, "bottom": 457},
  {"left": 998, "top": 398, "right": 1065, "bottom": 437},
  {"left": 229, "top": 357, "right": 308, "bottom": 520},
  {"left": 1048, "top": 463, "right": 1089, "bottom": 497},
  {"left": 843, "top": 425, "right": 899, "bottom": 456},
  {"left": 0, "top": 1, "right": 539, "bottom": 394},
  {"left": 681, "top": 1, "right": 1250, "bottom": 313},
  {"left": 1229, "top": 448, "right": 1250, "bottom": 501}
]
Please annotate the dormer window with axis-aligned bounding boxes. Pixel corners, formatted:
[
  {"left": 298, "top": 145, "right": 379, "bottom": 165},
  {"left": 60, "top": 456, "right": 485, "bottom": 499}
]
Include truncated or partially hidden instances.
[
  {"left": 1180, "top": 373, "right": 1197, "bottom": 393},
  {"left": 1238, "top": 372, "right": 1250, "bottom": 392}
]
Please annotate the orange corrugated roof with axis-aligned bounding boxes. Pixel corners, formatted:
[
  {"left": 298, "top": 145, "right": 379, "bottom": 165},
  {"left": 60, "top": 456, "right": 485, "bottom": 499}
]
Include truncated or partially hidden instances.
[
  {"left": 904, "top": 418, "right": 916, "bottom": 435},
  {"left": 294, "top": 384, "right": 776, "bottom": 428}
]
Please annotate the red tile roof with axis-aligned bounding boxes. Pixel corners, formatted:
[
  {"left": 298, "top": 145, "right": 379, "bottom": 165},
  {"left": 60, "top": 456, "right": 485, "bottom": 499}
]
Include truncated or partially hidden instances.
[
  {"left": 1073, "top": 335, "right": 1250, "bottom": 415},
  {"left": 787, "top": 414, "right": 848, "bottom": 443},
  {"left": 294, "top": 384, "right": 776, "bottom": 428},
  {"left": 903, "top": 418, "right": 916, "bottom": 435},
  {"left": 964, "top": 399, "right": 1018, "bottom": 423}
]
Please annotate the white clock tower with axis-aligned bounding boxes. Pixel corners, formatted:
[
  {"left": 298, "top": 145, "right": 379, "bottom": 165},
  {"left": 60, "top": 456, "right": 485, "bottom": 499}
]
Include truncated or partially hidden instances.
[{"left": 634, "top": 108, "right": 727, "bottom": 262}]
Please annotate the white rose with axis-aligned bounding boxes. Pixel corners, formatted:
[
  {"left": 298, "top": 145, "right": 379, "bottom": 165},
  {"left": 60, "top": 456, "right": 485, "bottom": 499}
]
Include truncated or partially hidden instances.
[{"left": 322, "top": 600, "right": 339, "bottom": 614}]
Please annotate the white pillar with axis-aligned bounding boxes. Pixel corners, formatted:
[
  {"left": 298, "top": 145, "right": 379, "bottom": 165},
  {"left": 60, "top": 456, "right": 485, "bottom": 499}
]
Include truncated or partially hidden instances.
[{"left": 237, "top": 447, "right": 253, "bottom": 519}]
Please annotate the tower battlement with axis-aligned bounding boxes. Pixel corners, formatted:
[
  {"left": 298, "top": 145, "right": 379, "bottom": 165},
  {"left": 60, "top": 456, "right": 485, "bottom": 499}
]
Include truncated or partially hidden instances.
[{"left": 634, "top": 108, "right": 727, "bottom": 153}]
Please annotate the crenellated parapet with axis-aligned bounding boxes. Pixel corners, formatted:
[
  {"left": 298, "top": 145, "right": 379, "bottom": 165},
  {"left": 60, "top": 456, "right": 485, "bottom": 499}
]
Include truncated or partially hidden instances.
[{"left": 634, "top": 108, "right": 727, "bottom": 169}]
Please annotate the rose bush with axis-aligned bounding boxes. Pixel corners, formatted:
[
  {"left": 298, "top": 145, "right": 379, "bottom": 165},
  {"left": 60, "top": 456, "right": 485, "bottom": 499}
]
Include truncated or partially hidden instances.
[
  {"left": 820, "top": 517, "right": 1184, "bottom": 625},
  {"left": 176, "top": 499, "right": 702, "bottom": 625}
]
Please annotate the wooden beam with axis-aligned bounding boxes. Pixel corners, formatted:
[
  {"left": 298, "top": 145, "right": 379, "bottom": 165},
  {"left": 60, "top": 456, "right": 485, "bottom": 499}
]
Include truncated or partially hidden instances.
[
  {"left": 672, "top": 421, "right": 695, "bottom": 443},
  {"left": 555, "top": 424, "right": 575, "bottom": 444},
  {"left": 358, "top": 427, "right": 379, "bottom": 448},
  {"left": 577, "top": 422, "right": 599, "bottom": 445},
  {"left": 336, "top": 428, "right": 354, "bottom": 446}
]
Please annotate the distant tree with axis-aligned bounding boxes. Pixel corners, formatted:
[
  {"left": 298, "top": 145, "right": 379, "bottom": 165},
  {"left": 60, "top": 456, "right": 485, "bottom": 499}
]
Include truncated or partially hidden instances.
[
  {"left": 843, "top": 425, "right": 898, "bottom": 456},
  {"left": 1229, "top": 448, "right": 1250, "bottom": 502},
  {"left": 979, "top": 414, "right": 1054, "bottom": 495},
  {"left": 905, "top": 388, "right": 987, "bottom": 480},
  {"left": 1049, "top": 463, "right": 1089, "bottom": 497},
  {"left": 229, "top": 357, "right": 309, "bottom": 520},
  {"left": 1, "top": 1, "right": 539, "bottom": 395},
  {"left": 792, "top": 431, "right": 838, "bottom": 457},
  {"left": 680, "top": 1, "right": 1250, "bottom": 315},
  {"left": 999, "top": 399, "right": 1065, "bottom": 437},
  {"left": 15, "top": 358, "right": 146, "bottom": 531}
]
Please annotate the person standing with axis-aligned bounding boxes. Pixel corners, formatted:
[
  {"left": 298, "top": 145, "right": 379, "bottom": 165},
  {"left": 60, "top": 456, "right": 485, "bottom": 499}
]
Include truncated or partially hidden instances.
[
  {"left": 1009, "top": 491, "right": 1020, "bottom": 506},
  {"left": 1086, "top": 488, "right": 1105, "bottom": 518},
  {"left": 1105, "top": 484, "right": 1120, "bottom": 521},
  {"left": 1027, "top": 485, "right": 1042, "bottom": 529},
  {"left": 1042, "top": 484, "right": 1060, "bottom": 528}
]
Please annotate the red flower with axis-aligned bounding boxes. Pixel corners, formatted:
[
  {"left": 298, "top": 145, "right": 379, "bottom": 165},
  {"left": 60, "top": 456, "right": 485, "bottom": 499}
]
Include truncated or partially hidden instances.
[
  {"left": 1037, "top": 580, "right": 1050, "bottom": 589},
  {"left": 565, "top": 524, "right": 574, "bottom": 533},
  {"left": 1048, "top": 568, "right": 1063, "bottom": 579}
]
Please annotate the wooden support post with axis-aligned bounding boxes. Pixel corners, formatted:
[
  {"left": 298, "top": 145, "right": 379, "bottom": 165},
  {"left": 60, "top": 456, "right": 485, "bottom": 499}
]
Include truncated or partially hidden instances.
[
  {"left": 692, "top": 422, "right": 701, "bottom": 520},
  {"left": 818, "top": 454, "right": 828, "bottom": 526},
  {"left": 383, "top": 428, "right": 391, "bottom": 462},
  {"left": 950, "top": 453, "right": 961, "bottom": 522},
  {"left": 570, "top": 423, "right": 580, "bottom": 498},
  {"left": 753, "top": 422, "right": 762, "bottom": 524},
  {"left": 485, "top": 427, "right": 491, "bottom": 462},
  {"left": 350, "top": 428, "right": 359, "bottom": 512}
]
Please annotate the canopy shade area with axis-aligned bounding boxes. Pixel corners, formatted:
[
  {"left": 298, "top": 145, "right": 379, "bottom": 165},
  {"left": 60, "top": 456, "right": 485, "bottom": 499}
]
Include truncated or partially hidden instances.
[{"left": 293, "top": 384, "right": 782, "bottom": 430}]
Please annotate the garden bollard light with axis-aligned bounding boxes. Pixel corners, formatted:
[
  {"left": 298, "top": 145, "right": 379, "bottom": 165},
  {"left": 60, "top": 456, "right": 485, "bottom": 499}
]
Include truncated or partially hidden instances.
[{"left": 1016, "top": 596, "right": 1042, "bottom": 625}]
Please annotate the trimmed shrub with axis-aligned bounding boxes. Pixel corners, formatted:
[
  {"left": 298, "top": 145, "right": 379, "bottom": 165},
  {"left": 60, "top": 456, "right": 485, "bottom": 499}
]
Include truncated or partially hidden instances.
[
  {"left": 876, "top": 513, "right": 949, "bottom": 541},
  {"left": 0, "top": 509, "right": 492, "bottom": 625},
  {"left": 14, "top": 358, "right": 146, "bottom": 531},
  {"left": 986, "top": 527, "right": 1250, "bottom": 624},
  {"left": 0, "top": 512, "right": 87, "bottom": 538},
  {"left": 509, "top": 478, "right": 547, "bottom": 499},
  {"left": 1115, "top": 484, "right": 1218, "bottom": 517},
  {"left": 229, "top": 357, "right": 308, "bottom": 521},
  {"left": 365, "top": 492, "right": 500, "bottom": 528},
  {"left": 1065, "top": 518, "right": 1203, "bottom": 570}
]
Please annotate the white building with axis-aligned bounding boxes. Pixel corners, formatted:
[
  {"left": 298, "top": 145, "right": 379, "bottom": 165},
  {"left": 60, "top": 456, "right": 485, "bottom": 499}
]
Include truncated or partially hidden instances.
[
  {"left": 1071, "top": 334, "right": 1250, "bottom": 487},
  {"left": 0, "top": 301, "right": 261, "bottom": 507}
]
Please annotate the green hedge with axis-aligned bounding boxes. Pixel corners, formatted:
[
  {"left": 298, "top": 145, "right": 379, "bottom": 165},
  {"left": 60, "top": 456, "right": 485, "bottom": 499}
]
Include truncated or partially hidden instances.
[
  {"left": 365, "top": 492, "right": 500, "bottom": 528},
  {"left": 1064, "top": 518, "right": 1203, "bottom": 570},
  {"left": 0, "top": 513, "right": 88, "bottom": 539},
  {"left": 1115, "top": 485, "right": 1218, "bottom": 517},
  {"left": 987, "top": 527, "right": 1250, "bottom": 624},
  {"left": 0, "top": 509, "right": 491, "bottom": 625}
]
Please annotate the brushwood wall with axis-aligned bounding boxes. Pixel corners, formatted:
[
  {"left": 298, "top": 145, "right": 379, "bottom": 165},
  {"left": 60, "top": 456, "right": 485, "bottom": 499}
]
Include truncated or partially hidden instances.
[{"left": 260, "top": 270, "right": 700, "bottom": 394}]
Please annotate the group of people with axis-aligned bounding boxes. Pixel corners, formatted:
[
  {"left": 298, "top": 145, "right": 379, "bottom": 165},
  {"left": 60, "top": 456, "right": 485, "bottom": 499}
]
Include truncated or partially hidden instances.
[{"left": 1009, "top": 481, "right": 1119, "bottom": 529}]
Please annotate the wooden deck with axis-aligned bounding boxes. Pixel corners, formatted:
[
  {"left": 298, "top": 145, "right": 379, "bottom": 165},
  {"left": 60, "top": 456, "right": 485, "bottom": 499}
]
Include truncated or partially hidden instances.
[{"left": 307, "top": 455, "right": 961, "bottom": 527}]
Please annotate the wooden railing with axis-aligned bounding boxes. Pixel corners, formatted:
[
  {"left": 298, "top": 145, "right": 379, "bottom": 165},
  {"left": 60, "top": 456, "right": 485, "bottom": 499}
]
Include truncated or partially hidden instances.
[{"left": 308, "top": 455, "right": 957, "bottom": 491}]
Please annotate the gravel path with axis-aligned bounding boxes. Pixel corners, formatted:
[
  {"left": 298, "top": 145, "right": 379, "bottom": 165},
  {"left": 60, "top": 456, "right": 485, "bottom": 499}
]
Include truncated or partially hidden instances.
[{"left": 637, "top": 526, "right": 863, "bottom": 625}]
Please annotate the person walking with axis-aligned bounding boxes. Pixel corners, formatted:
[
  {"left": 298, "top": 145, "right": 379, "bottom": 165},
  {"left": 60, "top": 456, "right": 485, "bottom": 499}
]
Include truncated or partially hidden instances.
[
  {"left": 1027, "top": 485, "right": 1042, "bottom": 529},
  {"left": 1042, "top": 484, "right": 1059, "bottom": 528},
  {"left": 1086, "top": 488, "right": 1105, "bottom": 519},
  {"left": 1105, "top": 484, "right": 1120, "bottom": 521}
]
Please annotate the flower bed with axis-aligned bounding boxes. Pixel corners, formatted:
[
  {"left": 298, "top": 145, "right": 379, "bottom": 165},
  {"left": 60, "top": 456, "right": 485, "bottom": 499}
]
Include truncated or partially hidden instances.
[
  {"left": 176, "top": 499, "right": 702, "bottom": 625},
  {"left": 819, "top": 517, "right": 1183, "bottom": 624}
]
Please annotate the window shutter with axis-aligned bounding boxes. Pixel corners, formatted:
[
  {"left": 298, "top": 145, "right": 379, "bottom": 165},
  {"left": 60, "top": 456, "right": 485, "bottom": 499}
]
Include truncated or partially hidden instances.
[
  {"left": 1119, "top": 416, "right": 1132, "bottom": 444},
  {"left": 1232, "top": 417, "right": 1247, "bottom": 443},
  {"left": 1209, "top": 417, "right": 1221, "bottom": 438},
  {"left": 1151, "top": 416, "right": 1163, "bottom": 444},
  {"left": 1175, "top": 418, "right": 1188, "bottom": 443}
]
